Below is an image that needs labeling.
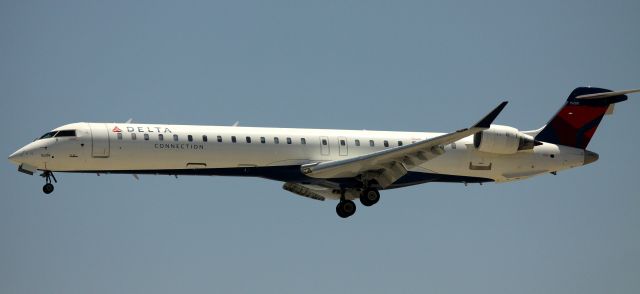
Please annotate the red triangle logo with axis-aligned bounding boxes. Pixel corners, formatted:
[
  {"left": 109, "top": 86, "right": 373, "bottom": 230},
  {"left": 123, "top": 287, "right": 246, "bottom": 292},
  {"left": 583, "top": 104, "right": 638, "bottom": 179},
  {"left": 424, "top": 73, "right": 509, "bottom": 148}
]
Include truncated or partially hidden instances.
[{"left": 112, "top": 126, "right": 122, "bottom": 133}]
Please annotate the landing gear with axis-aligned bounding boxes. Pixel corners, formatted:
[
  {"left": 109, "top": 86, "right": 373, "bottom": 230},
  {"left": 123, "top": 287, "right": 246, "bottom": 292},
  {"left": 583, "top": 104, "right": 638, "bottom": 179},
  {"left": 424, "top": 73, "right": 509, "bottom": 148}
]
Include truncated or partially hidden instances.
[
  {"left": 359, "top": 188, "right": 380, "bottom": 206},
  {"left": 334, "top": 186, "right": 380, "bottom": 218},
  {"left": 43, "top": 183, "right": 54, "bottom": 194},
  {"left": 336, "top": 200, "right": 356, "bottom": 218},
  {"left": 40, "top": 171, "right": 57, "bottom": 195},
  {"left": 335, "top": 188, "right": 357, "bottom": 218}
]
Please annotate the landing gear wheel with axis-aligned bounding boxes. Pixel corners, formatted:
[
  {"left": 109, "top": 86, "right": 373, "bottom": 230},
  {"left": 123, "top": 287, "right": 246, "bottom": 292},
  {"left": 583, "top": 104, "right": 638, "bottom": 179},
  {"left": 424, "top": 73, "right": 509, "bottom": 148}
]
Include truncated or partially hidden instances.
[
  {"left": 359, "top": 188, "right": 380, "bottom": 206},
  {"left": 336, "top": 200, "right": 357, "bottom": 218},
  {"left": 40, "top": 171, "right": 57, "bottom": 195},
  {"left": 43, "top": 183, "right": 54, "bottom": 194}
]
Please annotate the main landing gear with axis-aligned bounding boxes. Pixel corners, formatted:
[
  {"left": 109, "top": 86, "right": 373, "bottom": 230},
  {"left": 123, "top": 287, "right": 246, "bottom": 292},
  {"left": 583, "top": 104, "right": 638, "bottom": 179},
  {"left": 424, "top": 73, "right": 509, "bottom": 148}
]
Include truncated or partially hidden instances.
[
  {"left": 335, "top": 188, "right": 381, "bottom": 218},
  {"left": 336, "top": 199, "right": 356, "bottom": 218},
  {"left": 40, "top": 171, "right": 57, "bottom": 194},
  {"left": 359, "top": 188, "right": 380, "bottom": 207}
]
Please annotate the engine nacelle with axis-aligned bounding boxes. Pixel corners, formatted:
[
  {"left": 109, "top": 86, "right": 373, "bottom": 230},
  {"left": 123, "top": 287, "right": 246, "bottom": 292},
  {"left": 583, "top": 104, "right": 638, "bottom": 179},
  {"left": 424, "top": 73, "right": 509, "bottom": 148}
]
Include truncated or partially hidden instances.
[{"left": 473, "top": 125, "right": 536, "bottom": 154}]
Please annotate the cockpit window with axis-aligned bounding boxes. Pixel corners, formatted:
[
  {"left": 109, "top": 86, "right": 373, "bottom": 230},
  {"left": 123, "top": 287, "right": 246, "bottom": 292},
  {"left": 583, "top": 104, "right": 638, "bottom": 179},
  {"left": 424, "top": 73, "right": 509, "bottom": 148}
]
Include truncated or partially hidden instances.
[
  {"left": 54, "top": 130, "right": 76, "bottom": 137},
  {"left": 39, "top": 131, "right": 58, "bottom": 139}
]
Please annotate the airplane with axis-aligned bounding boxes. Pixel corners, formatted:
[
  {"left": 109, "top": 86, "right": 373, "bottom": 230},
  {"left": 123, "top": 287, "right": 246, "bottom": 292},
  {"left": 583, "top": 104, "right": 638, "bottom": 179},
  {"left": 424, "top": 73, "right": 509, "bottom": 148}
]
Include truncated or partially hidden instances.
[{"left": 8, "top": 87, "right": 639, "bottom": 218}]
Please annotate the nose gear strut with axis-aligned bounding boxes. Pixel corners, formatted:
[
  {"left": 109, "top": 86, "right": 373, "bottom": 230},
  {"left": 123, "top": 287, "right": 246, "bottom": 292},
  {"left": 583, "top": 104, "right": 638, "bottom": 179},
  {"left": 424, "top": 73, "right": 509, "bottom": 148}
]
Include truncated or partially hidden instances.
[{"left": 40, "top": 171, "right": 57, "bottom": 194}]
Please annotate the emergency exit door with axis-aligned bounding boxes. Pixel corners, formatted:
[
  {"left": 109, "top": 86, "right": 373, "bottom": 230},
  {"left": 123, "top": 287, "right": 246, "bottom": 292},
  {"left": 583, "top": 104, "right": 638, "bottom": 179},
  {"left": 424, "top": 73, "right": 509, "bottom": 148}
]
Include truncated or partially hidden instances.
[{"left": 90, "top": 123, "right": 110, "bottom": 158}]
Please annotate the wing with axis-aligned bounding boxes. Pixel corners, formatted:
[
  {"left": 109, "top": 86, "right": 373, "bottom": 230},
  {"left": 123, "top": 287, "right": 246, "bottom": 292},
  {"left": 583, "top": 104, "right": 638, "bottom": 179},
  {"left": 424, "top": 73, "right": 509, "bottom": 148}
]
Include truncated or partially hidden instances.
[{"left": 300, "top": 101, "right": 508, "bottom": 188}]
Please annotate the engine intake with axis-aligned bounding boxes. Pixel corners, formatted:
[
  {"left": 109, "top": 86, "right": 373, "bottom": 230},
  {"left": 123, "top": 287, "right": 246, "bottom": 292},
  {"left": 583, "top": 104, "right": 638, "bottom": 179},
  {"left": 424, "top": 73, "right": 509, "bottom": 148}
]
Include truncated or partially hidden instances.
[{"left": 473, "top": 125, "right": 537, "bottom": 154}]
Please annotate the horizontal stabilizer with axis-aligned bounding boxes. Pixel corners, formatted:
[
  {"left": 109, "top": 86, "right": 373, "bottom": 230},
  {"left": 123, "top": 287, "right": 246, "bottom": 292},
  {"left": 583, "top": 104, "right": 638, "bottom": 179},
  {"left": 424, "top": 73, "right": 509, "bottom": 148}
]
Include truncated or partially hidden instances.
[{"left": 576, "top": 88, "right": 640, "bottom": 100}]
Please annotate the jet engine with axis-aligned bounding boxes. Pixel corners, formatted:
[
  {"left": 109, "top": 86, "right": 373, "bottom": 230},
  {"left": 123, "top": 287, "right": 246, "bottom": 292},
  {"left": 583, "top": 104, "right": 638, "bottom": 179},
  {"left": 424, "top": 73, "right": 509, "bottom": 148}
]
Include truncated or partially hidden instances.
[{"left": 473, "top": 125, "right": 537, "bottom": 154}]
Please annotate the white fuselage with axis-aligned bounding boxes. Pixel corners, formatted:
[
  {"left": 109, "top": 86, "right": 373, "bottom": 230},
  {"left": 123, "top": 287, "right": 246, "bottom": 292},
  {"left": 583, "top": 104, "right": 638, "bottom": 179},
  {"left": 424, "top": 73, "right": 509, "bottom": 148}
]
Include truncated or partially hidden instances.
[{"left": 9, "top": 122, "right": 588, "bottom": 185}]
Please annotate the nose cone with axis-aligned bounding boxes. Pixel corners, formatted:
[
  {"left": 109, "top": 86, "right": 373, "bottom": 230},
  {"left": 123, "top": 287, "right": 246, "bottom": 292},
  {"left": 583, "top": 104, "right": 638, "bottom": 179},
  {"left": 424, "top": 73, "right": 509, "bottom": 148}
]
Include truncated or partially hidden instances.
[
  {"left": 8, "top": 149, "right": 22, "bottom": 164},
  {"left": 584, "top": 150, "right": 599, "bottom": 165}
]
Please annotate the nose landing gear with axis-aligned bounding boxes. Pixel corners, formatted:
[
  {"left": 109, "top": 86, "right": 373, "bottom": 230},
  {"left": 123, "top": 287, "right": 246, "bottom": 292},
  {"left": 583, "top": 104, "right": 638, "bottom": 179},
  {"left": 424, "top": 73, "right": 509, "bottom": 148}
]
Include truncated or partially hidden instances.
[{"left": 40, "top": 171, "right": 57, "bottom": 194}]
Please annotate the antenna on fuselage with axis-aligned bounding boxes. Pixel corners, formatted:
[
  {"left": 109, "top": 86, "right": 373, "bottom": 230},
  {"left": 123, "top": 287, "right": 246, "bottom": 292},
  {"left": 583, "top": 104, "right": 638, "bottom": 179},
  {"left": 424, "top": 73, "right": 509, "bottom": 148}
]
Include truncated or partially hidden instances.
[
  {"left": 232, "top": 121, "right": 239, "bottom": 127},
  {"left": 125, "top": 118, "right": 133, "bottom": 123}
]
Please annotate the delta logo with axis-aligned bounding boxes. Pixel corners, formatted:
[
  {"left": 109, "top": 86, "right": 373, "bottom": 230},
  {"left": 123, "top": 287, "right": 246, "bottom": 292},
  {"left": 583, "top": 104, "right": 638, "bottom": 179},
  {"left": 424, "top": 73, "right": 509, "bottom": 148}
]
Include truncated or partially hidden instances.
[{"left": 111, "top": 125, "right": 173, "bottom": 133}]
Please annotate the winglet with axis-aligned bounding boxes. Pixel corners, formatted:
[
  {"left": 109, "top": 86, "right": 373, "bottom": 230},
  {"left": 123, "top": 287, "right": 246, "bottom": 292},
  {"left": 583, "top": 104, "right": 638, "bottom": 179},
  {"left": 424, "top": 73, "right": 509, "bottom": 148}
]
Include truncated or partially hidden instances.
[{"left": 472, "top": 101, "right": 508, "bottom": 128}]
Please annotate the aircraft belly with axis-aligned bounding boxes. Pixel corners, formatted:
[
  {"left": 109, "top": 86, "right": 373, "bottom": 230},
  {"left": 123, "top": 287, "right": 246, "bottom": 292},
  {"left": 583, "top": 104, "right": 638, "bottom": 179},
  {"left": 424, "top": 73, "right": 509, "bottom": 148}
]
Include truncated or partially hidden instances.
[{"left": 421, "top": 149, "right": 545, "bottom": 182}]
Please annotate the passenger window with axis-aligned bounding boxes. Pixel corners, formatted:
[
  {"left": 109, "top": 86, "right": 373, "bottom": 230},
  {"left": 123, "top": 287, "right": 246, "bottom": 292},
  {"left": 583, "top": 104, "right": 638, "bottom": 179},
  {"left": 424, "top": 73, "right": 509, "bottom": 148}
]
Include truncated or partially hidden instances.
[
  {"left": 117, "top": 133, "right": 123, "bottom": 140},
  {"left": 260, "top": 137, "right": 266, "bottom": 144},
  {"left": 355, "top": 139, "right": 360, "bottom": 146},
  {"left": 369, "top": 140, "right": 374, "bottom": 147},
  {"left": 159, "top": 134, "right": 164, "bottom": 141},
  {"left": 274, "top": 137, "right": 279, "bottom": 144},
  {"left": 231, "top": 136, "right": 237, "bottom": 143},
  {"left": 384, "top": 140, "right": 389, "bottom": 147},
  {"left": 217, "top": 135, "right": 222, "bottom": 142},
  {"left": 144, "top": 134, "right": 149, "bottom": 141},
  {"left": 188, "top": 135, "right": 193, "bottom": 142},
  {"left": 173, "top": 134, "right": 179, "bottom": 141},
  {"left": 322, "top": 139, "right": 327, "bottom": 145},
  {"left": 286, "top": 137, "right": 292, "bottom": 144},
  {"left": 398, "top": 141, "right": 403, "bottom": 146},
  {"left": 300, "top": 138, "right": 306, "bottom": 144},
  {"left": 203, "top": 135, "right": 208, "bottom": 142},
  {"left": 340, "top": 139, "right": 346, "bottom": 146},
  {"left": 131, "top": 133, "right": 137, "bottom": 140},
  {"left": 246, "top": 136, "right": 251, "bottom": 143}
]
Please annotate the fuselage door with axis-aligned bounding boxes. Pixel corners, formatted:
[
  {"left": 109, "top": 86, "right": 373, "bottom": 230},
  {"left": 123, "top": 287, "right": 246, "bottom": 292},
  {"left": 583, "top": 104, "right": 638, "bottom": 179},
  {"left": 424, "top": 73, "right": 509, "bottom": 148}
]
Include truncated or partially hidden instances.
[
  {"left": 338, "top": 136, "right": 348, "bottom": 156},
  {"left": 89, "top": 123, "right": 110, "bottom": 158},
  {"left": 320, "top": 136, "right": 330, "bottom": 156}
]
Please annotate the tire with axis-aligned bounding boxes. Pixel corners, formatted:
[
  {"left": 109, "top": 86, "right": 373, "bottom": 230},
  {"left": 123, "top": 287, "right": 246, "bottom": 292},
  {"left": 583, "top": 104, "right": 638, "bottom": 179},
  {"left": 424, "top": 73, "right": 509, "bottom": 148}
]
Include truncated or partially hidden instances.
[
  {"left": 359, "top": 188, "right": 380, "bottom": 206},
  {"left": 43, "top": 183, "right": 54, "bottom": 194},
  {"left": 336, "top": 204, "right": 348, "bottom": 218},
  {"left": 343, "top": 200, "right": 356, "bottom": 217},
  {"left": 336, "top": 200, "right": 357, "bottom": 218}
]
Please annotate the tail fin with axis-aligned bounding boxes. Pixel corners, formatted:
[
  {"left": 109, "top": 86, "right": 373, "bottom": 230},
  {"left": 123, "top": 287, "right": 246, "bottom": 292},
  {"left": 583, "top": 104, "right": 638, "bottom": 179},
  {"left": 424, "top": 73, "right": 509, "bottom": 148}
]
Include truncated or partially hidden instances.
[{"left": 535, "top": 87, "right": 633, "bottom": 149}]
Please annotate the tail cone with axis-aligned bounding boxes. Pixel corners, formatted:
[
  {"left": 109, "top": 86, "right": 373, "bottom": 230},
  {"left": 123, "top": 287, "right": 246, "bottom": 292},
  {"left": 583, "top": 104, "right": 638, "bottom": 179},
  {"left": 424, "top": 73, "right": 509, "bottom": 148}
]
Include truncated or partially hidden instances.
[{"left": 584, "top": 150, "right": 599, "bottom": 165}]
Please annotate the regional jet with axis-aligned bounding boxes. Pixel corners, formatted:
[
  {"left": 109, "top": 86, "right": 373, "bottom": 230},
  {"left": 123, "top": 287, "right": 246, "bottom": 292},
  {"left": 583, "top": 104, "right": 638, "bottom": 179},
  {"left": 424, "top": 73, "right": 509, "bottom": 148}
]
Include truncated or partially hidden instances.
[{"left": 8, "top": 87, "right": 638, "bottom": 218}]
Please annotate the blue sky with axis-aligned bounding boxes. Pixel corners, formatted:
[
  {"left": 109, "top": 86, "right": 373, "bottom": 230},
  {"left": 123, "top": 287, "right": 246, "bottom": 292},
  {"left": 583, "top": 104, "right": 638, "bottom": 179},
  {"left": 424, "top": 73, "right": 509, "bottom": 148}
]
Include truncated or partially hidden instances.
[{"left": 1, "top": 1, "right": 639, "bottom": 293}]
